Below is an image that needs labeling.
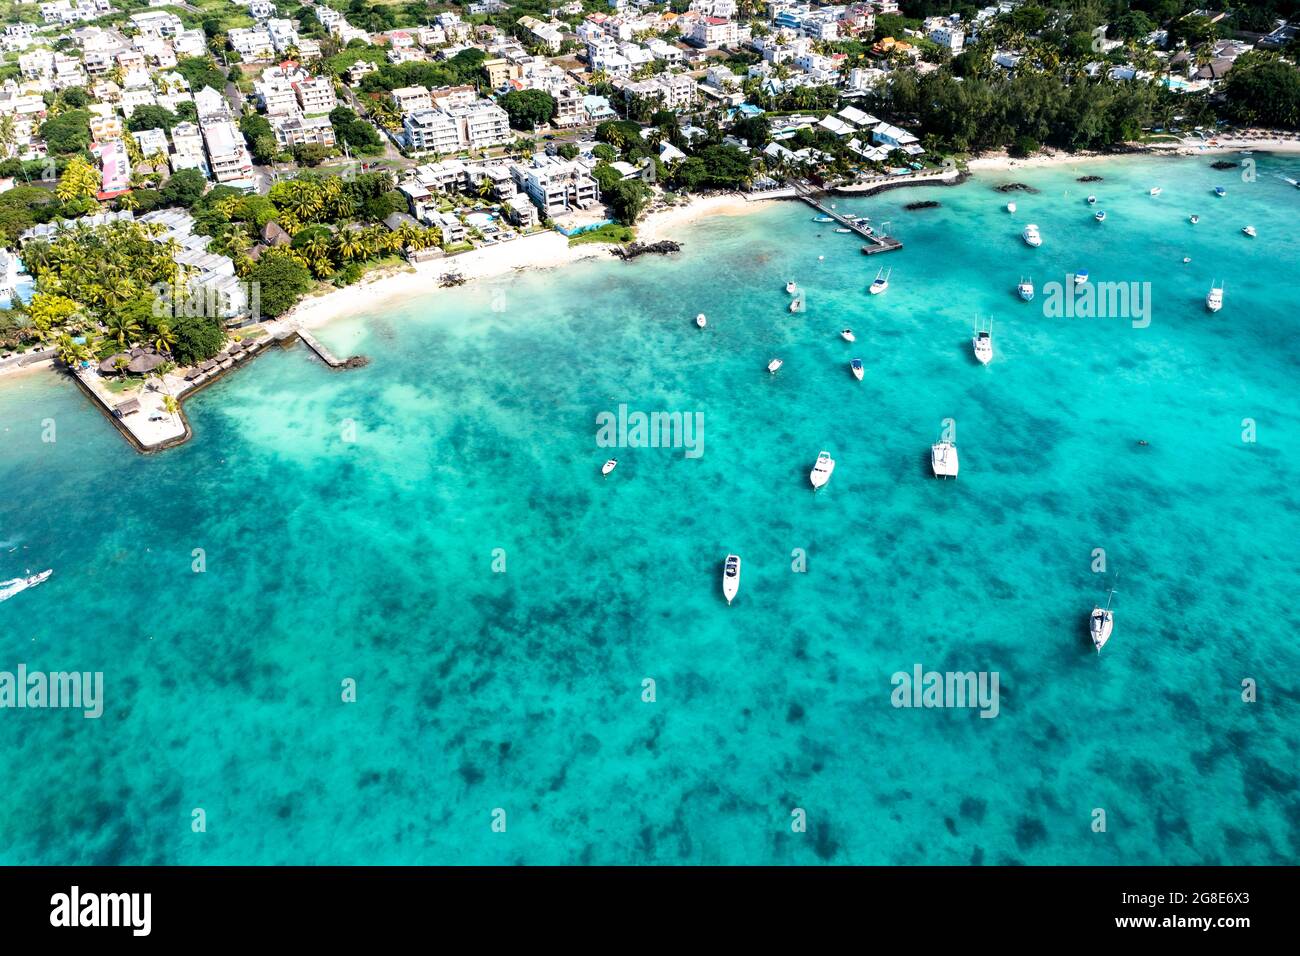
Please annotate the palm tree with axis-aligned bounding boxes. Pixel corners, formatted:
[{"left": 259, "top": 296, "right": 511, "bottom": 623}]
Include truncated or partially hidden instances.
[
  {"left": 105, "top": 314, "right": 141, "bottom": 348},
  {"left": 151, "top": 322, "right": 177, "bottom": 354}
]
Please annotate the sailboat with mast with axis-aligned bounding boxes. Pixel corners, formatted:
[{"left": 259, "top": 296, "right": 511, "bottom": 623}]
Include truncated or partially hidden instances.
[{"left": 1089, "top": 589, "right": 1115, "bottom": 653}]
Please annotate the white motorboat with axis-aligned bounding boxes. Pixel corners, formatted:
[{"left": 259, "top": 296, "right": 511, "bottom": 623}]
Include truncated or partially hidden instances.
[
  {"left": 1017, "top": 277, "right": 1034, "bottom": 302},
  {"left": 1189, "top": 214, "right": 1199, "bottom": 224},
  {"left": 0, "top": 568, "right": 52, "bottom": 602},
  {"left": 1086, "top": 194, "right": 1097, "bottom": 204},
  {"left": 695, "top": 313, "right": 707, "bottom": 328},
  {"left": 1090, "top": 590, "right": 1115, "bottom": 653},
  {"left": 835, "top": 227, "right": 852, "bottom": 233},
  {"left": 1006, "top": 201, "right": 1017, "bottom": 213},
  {"left": 1021, "top": 223, "right": 1041, "bottom": 247},
  {"left": 1242, "top": 225, "right": 1256, "bottom": 237},
  {"left": 1149, "top": 186, "right": 1162, "bottom": 196},
  {"left": 785, "top": 280, "right": 797, "bottom": 294},
  {"left": 1206, "top": 279, "right": 1224, "bottom": 312},
  {"left": 813, "top": 215, "right": 834, "bottom": 223},
  {"left": 601, "top": 459, "right": 617, "bottom": 476},
  {"left": 789, "top": 297, "right": 804, "bottom": 313},
  {"left": 930, "top": 440, "right": 959, "bottom": 478},
  {"left": 868, "top": 268, "right": 890, "bottom": 295},
  {"left": 850, "top": 358, "right": 864, "bottom": 381},
  {"left": 1074, "top": 270, "right": 1089, "bottom": 285},
  {"left": 722, "top": 554, "right": 741, "bottom": 605},
  {"left": 1094, "top": 210, "right": 1106, "bottom": 222},
  {"left": 972, "top": 319, "right": 993, "bottom": 365},
  {"left": 1214, "top": 185, "right": 1227, "bottom": 197},
  {"left": 767, "top": 358, "right": 783, "bottom": 374},
  {"left": 1182, "top": 256, "right": 1191, "bottom": 263},
  {"left": 809, "top": 450, "right": 836, "bottom": 489},
  {"left": 840, "top": 329, "right": 856, "bottom": 342}
]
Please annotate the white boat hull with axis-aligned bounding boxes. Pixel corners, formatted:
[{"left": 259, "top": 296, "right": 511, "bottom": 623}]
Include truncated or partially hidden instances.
[
  {"left": 810, "top": 452, "right": 835, "bottom": 489},
  {"left": 722, "top": 555, "right": 741, "bottom": 605},
  {"left": 601, "top": 459, "right": 617, "bottom": 476},
  {"left": 931, "top": 442, "right": 959, "bottom": 478},
  {"left": 1090, "top": 609, "right": 1113, "bottom": 651},
  {"left": 767, "top": 360, "right": 783, "bottom": 374}
]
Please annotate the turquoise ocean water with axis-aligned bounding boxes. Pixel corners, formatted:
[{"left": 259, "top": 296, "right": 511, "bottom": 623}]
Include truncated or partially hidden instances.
[{"left": 1, "top": 155, "right": 1297, "bottom": 864}]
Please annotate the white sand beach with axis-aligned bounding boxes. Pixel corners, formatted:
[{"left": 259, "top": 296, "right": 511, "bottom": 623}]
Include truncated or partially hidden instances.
[{"left": 967, "top": 135, "right": 1300, "bottom": 172}]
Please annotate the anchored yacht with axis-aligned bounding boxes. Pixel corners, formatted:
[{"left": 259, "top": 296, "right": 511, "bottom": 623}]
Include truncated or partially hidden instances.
[
  {"left": 841, "top": 329, "right": 856, "bottom": 342},
  {"left": 767, "top": 358, "right": 783, "bottom": 374},
  {"left": 868, "top": 268, "right": 890, "bottom": 295},
  {"left": 1017, "top": 277, "right": 1035, "bottom": 301},
  {"left": 1090, "top": 590, "right": 1115, "bottom": 652},
  {"left": 785, "top": 280, "right": 797, "bottom": 294},
  {"left": 809, "top": 451, "right": 836, "bottom": 490},
  {"left": 930, "top": 440, "right": 959, "bottom": 479},
  {"left": 695, "top": 313, "right": 707, "bottom": 328},
  {"left": 1094, "top": 210, "right": 1106, "bottom": 222},
  {"left": 972, "top": 319, "right": 993, "bottom": 365},
  {"left": 1206, "top": 279, "right": 1224, "bottom": 312},
  {"left": 1022, "top": 223, "right": 1042, "bottom": 247},
  {"left": 850, "top": 358, "right": 864, "bottom": 381},
  {"left": 722, "top": 554, "right": 741, "bottom": 605},
  {"left": 601, "top": 459, "right": 617, "bottom": 476},
  {"left": 1242, "top": 225, "right": 1256, "bottom": 238}
]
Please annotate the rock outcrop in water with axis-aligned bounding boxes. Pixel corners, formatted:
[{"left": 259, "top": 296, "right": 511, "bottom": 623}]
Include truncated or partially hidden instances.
[
  {"left": 611, "top": 240, "right": 681, "bottom": 260},
  {"left": 905, "top": 200, "right": 940, "bottom": 210},
  {"left": 1210, "top": 160, "right": 1238, "bottom": 170},
  {"left": 1077, "top": 175, "right": 1104, "bottom": 182},
  {"left": 342, "top": 355, "right": 370, "bottom": 369},
  {"left": 996, "top": 182, "right": 1039, "bottom": 194}
]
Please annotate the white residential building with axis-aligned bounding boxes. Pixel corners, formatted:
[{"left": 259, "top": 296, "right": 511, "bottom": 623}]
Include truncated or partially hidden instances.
[
  {"left": 202, "top": 120, "right": 254, "bottom": 182},
  {"left": 403, "top": 108, "right": 462, "bottom": 153},
  {"left": 293, "top": 75, "right": 336, "bottom": 115}
]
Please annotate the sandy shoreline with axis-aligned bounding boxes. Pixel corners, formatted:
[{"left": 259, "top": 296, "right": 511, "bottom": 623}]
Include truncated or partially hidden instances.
[{"left": 966, "top": 137, "right": 1300, "bottom": 172}]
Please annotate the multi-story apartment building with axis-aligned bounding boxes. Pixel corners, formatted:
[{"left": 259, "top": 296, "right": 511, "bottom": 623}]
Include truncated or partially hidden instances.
[
  {"left": 169, "top": 121, "right": 208, "bottom": 174},
  {"left": 270, "top": 112, "right": 336, "bottom": 148},
  {"left": 448, "top": 100, "right": 511, "bottom": 150},
  {"left": 509, "top": 156, "right": 600, "bottom": 217},
  {"left": 255, "top": 74, "right": 299, "bottom": 115},
  {"left": 391, "top": 85, "right": 434, "bottom": 113},
  {"left": 130, "top": 10, "right": 184, "bottom": 38},
  {"left": 202, "top": 120, "right": 254, "bottom": 182},
  {"left": 292, "top": 75, "right": 336, "bottom": 115},
  {"left": 90, "top": 139, "right": 131, "bottom": 197},
  {"left": 403, "top": 109, "right": 462, "bottom": 153},
  {"left": 228, "top": 28, "right": 275, "bottom": 62},
  {"left": 687, "top": 17, "right": 741, "bottom": 48}
]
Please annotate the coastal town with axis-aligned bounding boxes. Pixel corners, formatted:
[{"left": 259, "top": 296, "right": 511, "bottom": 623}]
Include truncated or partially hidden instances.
[{"left": 0, "top": 0, "right": 1297, "bottom": 449}]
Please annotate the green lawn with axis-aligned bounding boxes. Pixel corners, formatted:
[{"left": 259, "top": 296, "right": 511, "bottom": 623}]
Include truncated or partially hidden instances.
[{"left": 568, "top": 224, "right": 635, "bottom": 247}]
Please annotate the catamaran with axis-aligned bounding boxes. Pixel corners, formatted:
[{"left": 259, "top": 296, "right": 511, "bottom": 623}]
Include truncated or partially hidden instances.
[
  {"left": 601, "top": 459, "right": 618, "bottom": 476},
  {"left": 1242, "top": 225, "right": 1257, "bottom": 237},
  {"left": 868, "top": 268, "right": 890, "bottom": 295},
  {"left": 1017, "top": 277, "right": 1035, "bottom": 302},
  {"left": 931, "top": 440, "right": 959, "bottom": 479},
  {"left": 722, "top": 554, "right": 741, "bottom": 605},
  {"left": 1206, "top": 279, "right": 1224, "bottom": 312},
  {"left": 1022, "top": 223, "right": 1042, "bottom": 247},
  {"left": 0, "top": 568, "right": 52, "bottom": 602},
  {"left": 809, "top": 451, "right": 836, "bottom": 490},
  {"left": 841, "top": 329, "right": 856, "bottom": 342},
  {"left": 767, "top": 358, "right": 783, "bottom": 374},
  {"left": 1094, "top": 210, "right": 1106, "bottom": 222},
  {"left": 695, "top": 313, "right": 707, "bottom": 328},
  {"left": 1089, "top": 590, "right": 1115, "bottom": 652},
  {"left": 850, "top": 358, "right": 864, "bottom": 381},
  {"left": 972, "top": 319, "right": 993, "bottom": 365}
]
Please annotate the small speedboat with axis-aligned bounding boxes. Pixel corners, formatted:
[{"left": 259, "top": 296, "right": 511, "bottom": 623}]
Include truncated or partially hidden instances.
[
  {"left": 850, "top": 358, "right": 864, "bottom": 381},
  {"left": 1206, "top": 280, "right": 1224, "bottom": 312},
  {"left": 835, "top": 227, "right": 852, "bottom": 233},
  {"left": 1090, "top": 590, "right": 1115, "bottom": 652},
  {"left": 1182, "top": 256, "right": 1191, "bottom": 263},
  {"left": 1214, "top": 185, "right": 1226, "bottom": 197},
  {"left": 722, "top": 554, "right": 741, "bottom": 605},
  {"left": 868, "top": 268, "right": 890, "bottom": 294},
  {"left": 601, "top": 459, "right": 617, "bottom": 476},
  {"left": 809, "top": 450, "right": 836, "bottom": 490},
  {"left": 1149, "top": 186, "right": 1162, "bottom": 197},
  {"left": 972, "top": 320, "right": 992, "bottom": 365},
  {"left": 1021, "top": 223, "right": 1041, "bottom": 247},
  {"left": 1017, "top": 277, "right": 1034, "bottom": 302},
  {"left": 788, "top": 298, "right": 802, "bottom": 313},
  {"left": 785, "top": 281, "right": 797, "bottom": 294},
  {"left": 1006, "top": 201, "right": 1016, "bottom": 213},
  {"left": 840, "top": 329, "right": 856, "bottom": 342},
  {"left": 1242, "top": 225, "right": 1256, "bottom": 237},
  {"left": 1189, "top": 214, "right": 1199, "bottom": 224},
  {"left": 0, "top": 568, "right": 52, "bottom": 602},
  {"left": 1086, "top": 194, "right": 1097, "bottom": 204},
  {"left": 1094, "top": 210, "right": 1106, "bottom": 222},
  {"left": 695, "top": 313, "right": 707, "bottom": 328},
  {"left": 1074, "top": 270, "right": 1088, "bottom": 285},
  {"left": 767, "top": 358, "right": 783, "bottom": 374},
  {"left": 930, "top": 440, "right": 959, "bottom": 479},
  {"left": 813, "top": 215, "right": 834, "bottom": 223}
]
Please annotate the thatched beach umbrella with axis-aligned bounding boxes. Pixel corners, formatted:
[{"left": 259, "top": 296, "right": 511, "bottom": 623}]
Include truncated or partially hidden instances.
[
  {"left": 127, "top": 352, "right": 165, "bottom": 373},
  {"left": 99, "top": 353, "right": 129, "bottom": 373}
]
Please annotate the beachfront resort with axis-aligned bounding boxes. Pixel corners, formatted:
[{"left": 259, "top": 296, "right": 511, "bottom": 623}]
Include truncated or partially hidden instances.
[{"left": 1, "top": 0, "right": 1299, "bottom": 451}]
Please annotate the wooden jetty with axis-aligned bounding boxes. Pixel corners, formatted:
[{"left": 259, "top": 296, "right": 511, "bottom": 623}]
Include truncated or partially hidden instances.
[{"left": 796, "top": 186, "right": 903, "bottom": 255}]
